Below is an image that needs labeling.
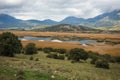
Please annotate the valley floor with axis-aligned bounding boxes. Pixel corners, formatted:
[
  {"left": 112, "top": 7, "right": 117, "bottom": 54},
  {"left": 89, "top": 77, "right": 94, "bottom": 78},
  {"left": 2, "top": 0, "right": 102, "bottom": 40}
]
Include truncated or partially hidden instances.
[{"left": 0, "top": 31, "right": 120, "bottom": 56}]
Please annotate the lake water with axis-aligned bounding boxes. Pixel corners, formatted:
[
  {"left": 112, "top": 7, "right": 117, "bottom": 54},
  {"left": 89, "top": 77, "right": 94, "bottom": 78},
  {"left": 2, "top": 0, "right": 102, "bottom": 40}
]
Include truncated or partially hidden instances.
[{"left": 19, "top": 36, "right": 100, "bottom": 44}]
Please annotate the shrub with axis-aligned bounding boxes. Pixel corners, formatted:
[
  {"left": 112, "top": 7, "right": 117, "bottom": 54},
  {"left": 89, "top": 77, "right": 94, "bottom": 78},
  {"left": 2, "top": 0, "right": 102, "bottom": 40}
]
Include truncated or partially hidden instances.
[
  {"left": 109, "top": 57, "right": 116, "bottom": 63},
  {"left": 43, "top": 47, "right": 53, "bottom": 53},
  {"left": 29, "top": 56, "right": 34, "bottom": 60},
  {"left": 102, "top": 54, "right": 111, "bottom": 62},
  {"left": 17, "top": 70, "right": 25, "bottom": 80},
  {"left": 88, "top": 51, "right": 100, "bottom": 59},
  {"left": 0, "top": 32, "right": 22, "bottom": 57},
  {"left": 71, "top": 60, "right": 76, "bottom": 63},
  {"left": 37, "top": 48, "right": 43, "bottom": 51},
  {"left": 55, "top": 48, "right": 66, "bottom": 54},
  {"left": 25, "top": 43, "right": 37, "bottom": 55},
  {"left": 69, "top": 48, "right": 88, "bottom": 62},
  {"left": 46, "top": 54, "right": 52, "bottom": 58},
  {"left": 35, "top": 58, "right": 39, "bottom": 61},
  {"left": 52, "top": 53, "right": 58, "bottom": 59},
  {"left": 114, "top": 56, "right": 120, "bottom": 63},
  {"left": 95, "top": 59, "right": 109, "bottom": 69},
  {"left": 57, "top": 55, "right": 65, "bottom": 60},
  {"left": 46, "top": 53, "right": 65, "bottom": 60},
  {"left": 90, "top": 57, "right": 98, "bottom": 64},
  {"left": 46, "top": 53, "right": 58, "bottom": 59}
]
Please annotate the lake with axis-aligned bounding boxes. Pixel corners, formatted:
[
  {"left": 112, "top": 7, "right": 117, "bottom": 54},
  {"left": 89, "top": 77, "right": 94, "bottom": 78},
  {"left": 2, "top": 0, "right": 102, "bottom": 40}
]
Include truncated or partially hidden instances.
[{"left": 19, "top": 36, "right": 101, "bottom": 44}]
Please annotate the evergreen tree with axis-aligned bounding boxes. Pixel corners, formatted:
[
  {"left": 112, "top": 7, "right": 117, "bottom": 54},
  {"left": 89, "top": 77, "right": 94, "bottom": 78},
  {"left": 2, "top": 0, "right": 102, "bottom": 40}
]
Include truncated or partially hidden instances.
[
  {"left": 0, "top": 32, "right": 22, "bottom": 57},
  {"left": 25, "top": 43, "right": 37, "bottom": 55}
]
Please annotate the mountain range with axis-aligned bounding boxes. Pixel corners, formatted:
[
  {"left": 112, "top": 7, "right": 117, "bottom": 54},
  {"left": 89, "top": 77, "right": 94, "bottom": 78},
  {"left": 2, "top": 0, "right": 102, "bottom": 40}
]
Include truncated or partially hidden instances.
[{"left": 0, "top": 10, "right": 120, "bottom": 29}]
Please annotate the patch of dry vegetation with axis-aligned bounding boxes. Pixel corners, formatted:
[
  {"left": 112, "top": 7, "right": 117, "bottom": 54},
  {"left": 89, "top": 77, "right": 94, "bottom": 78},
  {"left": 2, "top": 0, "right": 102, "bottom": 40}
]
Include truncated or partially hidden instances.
[
  {"left": 0, "top": 31, "right": 120, "bottom": 39},
  {"left": 0, "top": 31, "right": 120, "bottom": 56},
  {"left": 22, "top": 41, "right": 120, "bottom": 56}
]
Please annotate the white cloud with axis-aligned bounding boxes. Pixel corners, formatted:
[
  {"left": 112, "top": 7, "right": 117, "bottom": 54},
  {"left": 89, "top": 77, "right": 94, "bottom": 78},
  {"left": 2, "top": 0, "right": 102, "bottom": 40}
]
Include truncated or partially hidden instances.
[{"left": 0, "top": 0, "right": 120, "bottom": 21}]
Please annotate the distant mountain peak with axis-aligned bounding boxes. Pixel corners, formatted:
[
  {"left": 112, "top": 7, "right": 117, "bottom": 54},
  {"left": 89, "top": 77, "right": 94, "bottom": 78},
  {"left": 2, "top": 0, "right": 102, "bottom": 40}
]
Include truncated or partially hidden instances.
[
  {"left": 43, "top": 19, "right": 57, "bottom": 22},
  {"left": 0, "top": 14, "right": 15, "bottom": 19}
]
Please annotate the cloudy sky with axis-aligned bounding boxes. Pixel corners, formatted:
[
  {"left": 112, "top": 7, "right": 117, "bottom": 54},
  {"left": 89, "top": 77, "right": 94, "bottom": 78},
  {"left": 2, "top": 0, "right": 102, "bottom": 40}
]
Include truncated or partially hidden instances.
[{"left": 0, "top": 0, "right": 120, "bottom": 21}]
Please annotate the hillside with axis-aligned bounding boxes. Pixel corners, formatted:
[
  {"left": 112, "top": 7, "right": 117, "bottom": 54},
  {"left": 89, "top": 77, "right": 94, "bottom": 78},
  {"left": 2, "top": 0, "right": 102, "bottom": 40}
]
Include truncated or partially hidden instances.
[
  {"left": 0, "top": 52, "right": 120, "bottom": 80},
  {"left": 36, "top": 24, "right": 97, "bottom": 32}
]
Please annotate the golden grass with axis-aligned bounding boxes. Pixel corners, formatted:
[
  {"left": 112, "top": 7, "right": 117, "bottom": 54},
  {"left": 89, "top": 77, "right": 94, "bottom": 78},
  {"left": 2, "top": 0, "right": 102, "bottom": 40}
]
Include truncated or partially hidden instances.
[
  {"left": 0, "top": 31, "right": 120, "bottom": 56},
  {"left": 22, "top": 41, "right": 120, "bottom": 56},
  {"left": 0, "top": 31, "right": 120, "bottom": 39},
  {"left": 22, "top": 41, "right": 83, "bottom": 50}
]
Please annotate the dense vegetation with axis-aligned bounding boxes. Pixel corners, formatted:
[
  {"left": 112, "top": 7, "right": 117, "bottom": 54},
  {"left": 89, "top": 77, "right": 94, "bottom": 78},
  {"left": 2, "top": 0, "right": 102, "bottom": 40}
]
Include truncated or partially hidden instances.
[
  {"left": 68, "top": 48, "right": 89, "bottom": 61},
  {"left": 24, "top": 43, "right": 37, "bottom": 55},
  {"left": 0, "top": 32, "right": 22, "bottom": 57}
]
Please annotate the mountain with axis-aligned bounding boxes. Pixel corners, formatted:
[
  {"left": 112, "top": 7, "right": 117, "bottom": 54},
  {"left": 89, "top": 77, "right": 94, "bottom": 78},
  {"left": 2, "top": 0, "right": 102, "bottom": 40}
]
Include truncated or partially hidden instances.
[
  {"left": 0, "top": 14, "right": 33, "bottom": 28},
  {"left": 27, "top": 19, "right": 57, "bottom": 26},
  {"left": 59, "top": 10, "right": 120, "bottom": 27},
  {"left": 59, "top": 16, "right": 86, "bottom": 25},
  {"left": 37, "top": 24, "right": 96, "bottom": 32},
  {"left": 0, "top": 14, "right": 57, "bottom": 29},
  {"left": 0, "top": 10, "right": 120, "bottom": 29},
  {"left": 86, "top": 10, "right": 120, "bottom": 27}
]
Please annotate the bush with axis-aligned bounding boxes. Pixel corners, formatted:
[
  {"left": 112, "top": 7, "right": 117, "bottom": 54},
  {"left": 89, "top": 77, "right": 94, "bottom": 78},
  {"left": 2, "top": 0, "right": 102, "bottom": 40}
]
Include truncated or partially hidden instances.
[
  {"left": 109, "top": 57, "right": 116, "bottom": 63},
  {"left": 46, "top": 54, "right": 52, "bottom": 58},
  {"left": 46, "top": 53, "right": 65, "bottom": 60},
  {"left": 57, "top": 55, "right": 65, "bottom": 60},
  {"left": 17, "top": 70, "right": 25, "bottom": 80},
  {"left": 46, "top": 53, "right": 58, "bottom": 59},
  {"left": 25, "top": 43, "right": 37, "bottom": 55},
  {"left": 0, "top": 32, "right": 22, "bottom": 57},
  {"left": 43, "top": 47, "right": 53, "bottom": 53},
  {"left": 37, "top": 48, "right": 43, "bottom": 51},
  {"left": 29, "top": 56, "right": 34, "bottom": 60},
  {"left": 35, "top": 58, "right": 39, "bottom": 61},
  {"left": 95, "top": 59, "right": 109, "bottom": 69},
  {"left": 88, "top": 51, "right": 100, "bottom": 59},
  {"left": 55, "top": 48, "right": 66, "bottom": 54},
  {"left": 102, "top": 54, "right": 111, "bottom": 62},
  {"left": 90, "top": 57, "right": 98, "bottom": 64},
  {"left": 52, "top": 53, "right": 58, "bottom": 59},
  {"left": 114, "top": 56, "right": 120, "bottom": 63},
  {"left": 69, "top": 48, "right": 88, "bottom": 62}
]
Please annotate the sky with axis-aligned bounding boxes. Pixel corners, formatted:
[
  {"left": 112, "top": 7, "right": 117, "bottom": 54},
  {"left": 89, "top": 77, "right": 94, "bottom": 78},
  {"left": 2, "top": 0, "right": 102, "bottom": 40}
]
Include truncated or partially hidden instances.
[{"left": 0, "top": 0, "right": 120, "bottom": 21}]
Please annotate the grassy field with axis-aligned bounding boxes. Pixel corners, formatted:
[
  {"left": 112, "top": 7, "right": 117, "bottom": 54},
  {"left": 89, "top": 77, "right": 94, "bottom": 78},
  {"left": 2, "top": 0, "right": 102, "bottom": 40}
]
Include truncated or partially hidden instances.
[{"left": 0, "top": 52, "right": 120, "bottom": 80}]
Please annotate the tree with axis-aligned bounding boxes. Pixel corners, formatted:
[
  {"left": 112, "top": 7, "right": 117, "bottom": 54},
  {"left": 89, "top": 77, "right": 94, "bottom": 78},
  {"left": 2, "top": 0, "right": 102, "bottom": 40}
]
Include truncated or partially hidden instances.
[
  {"left": 95, "top": 59, "right": 109, "bottom": 69},
  {"left": 25, "top": 43, "right": 37, "bottom": 55},
  {"left": 0, "top": 32, "right": 22, "bottom": 57},
  {"left": 69, "top": 48, "right": 88, "bottom": 61}
]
